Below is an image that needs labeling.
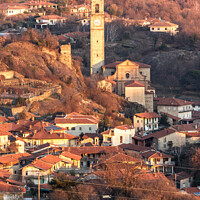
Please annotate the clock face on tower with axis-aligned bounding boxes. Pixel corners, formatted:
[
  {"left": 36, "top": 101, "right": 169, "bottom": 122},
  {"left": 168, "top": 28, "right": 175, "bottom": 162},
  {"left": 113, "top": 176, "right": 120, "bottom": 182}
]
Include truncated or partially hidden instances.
[{"left": 94, "top": 19, "right": 101, "bottom": 26}]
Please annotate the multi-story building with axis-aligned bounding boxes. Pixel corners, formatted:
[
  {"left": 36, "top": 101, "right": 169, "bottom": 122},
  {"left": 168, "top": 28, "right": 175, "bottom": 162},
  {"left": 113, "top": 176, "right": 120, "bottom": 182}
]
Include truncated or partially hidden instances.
[
  {"left": 155, "top": 97, "right": 193, "bottom": 121},
  {"left": 149, "top": 21, "right": 179, "bottom": 35},
  {"left": 35, "top": 15, "right": 66, "bottom": 29},
  {"left": 141, "top": 150, "right": 175, "bottom": 174},
  {"left": 133, "top": 112, "right": 161, "bottom": 133},
  {"left": 54, "top": 112, "right": 99, "bottom": 136},
  {"left": 100, "top": 125, "right": 135, "bottom": 146},
  {"left": 0, "top": 4, "right": 28, "bottom": 16}
]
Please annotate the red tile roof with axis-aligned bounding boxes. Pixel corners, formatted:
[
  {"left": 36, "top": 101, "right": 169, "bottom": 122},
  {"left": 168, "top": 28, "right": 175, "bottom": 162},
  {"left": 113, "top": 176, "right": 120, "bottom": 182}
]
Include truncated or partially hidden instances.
[
  {"left": 172, "top": 123, "right": 199, "bottom": 132},
  {"left": 0, "top": 117, "right": 9, "bottom": 123},
  {"left": 0, "top": 129, "right": 12, "bottom": 136},
  {"left": 124, "top": 80, "right": 145, "bottom": 87},
  {"left": 135, "top": 112, "right": 161, "bottom": 119},
  {"left": 119, "top": 143, "right": 152, "bottom": 152},
  {"left": 160, "top": 112, "right": 181, "bottom": 121},
  {"left": 168, "top": 171, "right": 191, "bottom": 181},
  {"left": 150, "top": 21, "right": 178, "bottom": 27},
  {"left": 25, "top": 129, "right": 77, "bottom": 140},
  {"left": 141, "top": 150, "right": 172, "bottom": 159},
  {"left": 6, "top": 179, "right": 26, "bottom": 186},
  {"left": 61, "top": 151, "right": 82, "bottom": 160},
  {"left": 36, "top": 15, "right": 65, "bottom": 20},
  {"left": 29, "top": 159, "right": 52, "bottom": 171},
  {"left": 40, "top": 154, "right": 62, "bottom": 165},
  {"left": 155, "top": 97, "right": 193, "bottom": 106},
  {"left": 0, "top": 169, "right": 11, "bottom": 179},
  {"left": 0, "top": 153, "right": 30, "bottom": 164},
  {"left": 64, "top": 146, "right": 123, "bottom": 156},
  {"left": 115, "top": 125, "right": 134, "bottom": 130},
  {"left": 100, "top": 130, "right": 109, "bottom": 135},
  {"left": 142, "top": 128, "right": 176, "bottom": 140},
  {"left": 0, "top": 181, "right": 26, "bottom": 193},
  {"left": 184, "top": 187, "right": 200, "bottom": 194}
]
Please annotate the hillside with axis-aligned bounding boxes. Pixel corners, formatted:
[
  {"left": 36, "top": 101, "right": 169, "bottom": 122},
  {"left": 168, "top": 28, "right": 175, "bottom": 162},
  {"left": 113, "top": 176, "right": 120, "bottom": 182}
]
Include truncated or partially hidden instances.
[{"left": 0, "top": 34, "right": 145, "bottom": 124}]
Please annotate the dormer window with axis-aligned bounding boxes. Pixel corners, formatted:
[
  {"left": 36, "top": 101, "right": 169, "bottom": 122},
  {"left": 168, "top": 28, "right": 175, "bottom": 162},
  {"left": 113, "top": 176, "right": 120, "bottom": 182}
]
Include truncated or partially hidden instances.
[{"left": 95, "top": 4, "right": 99, "bottom": 13}]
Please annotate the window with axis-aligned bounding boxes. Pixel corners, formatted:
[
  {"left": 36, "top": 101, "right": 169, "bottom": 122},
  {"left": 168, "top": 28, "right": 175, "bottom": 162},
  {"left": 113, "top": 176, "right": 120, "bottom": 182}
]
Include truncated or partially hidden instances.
[
  {"left": 149, "top": 118, "right": 151, "bottom": 122},
  {"left": 152, "top": 28, "right": 154, "bottom": 30},
  {"left": 26, "top": 171, "right": 28, "bottom": 176},
  {"left": 120, "top": 136, "right": 123, "bottom": 143},
  {"left": 89, "top": 127, "right": 92, "bottom": 131},
  {"left": 165, "top": 28, "right": 167, "bottom": 30},
  {"left": 126, "top": 73, "right": 130, "bottom": 79},
  {"left": 95, "top": 4, "right": 99, "bottom": 13},
  {"left": 79, "top": 127, "right": 82, "bottom": 130},
  {"left": 158, "top": 28, "right": 160, "bottom": 30},
  {"left": 71, "top": 127, "right": 75, "bottom": 130},
  {"left": 163, "top": 137, "right": 166, "bottom": 142},
  {"left": 97, "top": 54, "right": 98, "bottom": 57},
  {"left": 97, "top": 40, "right": 98, "bottom": 43},
  {"left": 164, "top": 144, "right": 166, "bottom": 148},
  {"left": 137, "top": 120, "right": 139, "bottom": 123}
]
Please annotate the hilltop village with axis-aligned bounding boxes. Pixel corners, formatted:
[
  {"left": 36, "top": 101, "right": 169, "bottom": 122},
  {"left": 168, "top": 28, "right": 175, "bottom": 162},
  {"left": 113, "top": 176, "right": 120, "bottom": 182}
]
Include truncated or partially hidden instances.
[{"left": 0, "top": 0, "right": 200, "bottom": 199}]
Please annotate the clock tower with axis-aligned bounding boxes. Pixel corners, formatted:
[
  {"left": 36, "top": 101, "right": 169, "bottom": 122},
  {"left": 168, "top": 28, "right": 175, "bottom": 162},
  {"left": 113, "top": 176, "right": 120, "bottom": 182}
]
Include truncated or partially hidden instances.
[{"left": 90, "top": 0, "right": 105, "bottom": 75}]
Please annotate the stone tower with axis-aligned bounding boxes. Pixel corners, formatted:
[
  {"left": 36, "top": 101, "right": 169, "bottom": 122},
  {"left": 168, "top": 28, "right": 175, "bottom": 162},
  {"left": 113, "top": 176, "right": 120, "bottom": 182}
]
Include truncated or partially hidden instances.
[
  {"left": 60, "top": 44, "right": 72, "bottom": 69},
  {"left": 90, "top": 0, "right": 105, "bottom": 75}
]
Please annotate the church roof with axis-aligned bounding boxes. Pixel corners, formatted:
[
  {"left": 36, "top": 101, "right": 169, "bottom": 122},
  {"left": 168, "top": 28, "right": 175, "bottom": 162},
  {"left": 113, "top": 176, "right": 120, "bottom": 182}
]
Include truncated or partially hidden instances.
[
  {"left": 103, "top": 60, "right": 151, "bottom": 69},
  {"left": 124, "top": 80, "right": 145, "bottom": 87}
]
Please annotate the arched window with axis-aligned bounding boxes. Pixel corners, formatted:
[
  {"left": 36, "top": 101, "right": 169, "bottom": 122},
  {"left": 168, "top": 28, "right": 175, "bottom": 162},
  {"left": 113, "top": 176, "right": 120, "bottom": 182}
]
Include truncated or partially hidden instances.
[
  {"left": 95, "top": 4, "right": 99, "bottom": 13},
  {"left": 126, "top": 73, "right": 130, "bottom": 79}
]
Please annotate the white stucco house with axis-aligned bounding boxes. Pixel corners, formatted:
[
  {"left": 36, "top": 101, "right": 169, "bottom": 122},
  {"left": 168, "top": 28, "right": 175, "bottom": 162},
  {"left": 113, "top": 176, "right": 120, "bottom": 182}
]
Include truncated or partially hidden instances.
[
  {"left": 54, "top": 112, "right": 99, "bottom": 136},
  {"left": 101, "top": 125, "right": 135, "bottom": 146}
]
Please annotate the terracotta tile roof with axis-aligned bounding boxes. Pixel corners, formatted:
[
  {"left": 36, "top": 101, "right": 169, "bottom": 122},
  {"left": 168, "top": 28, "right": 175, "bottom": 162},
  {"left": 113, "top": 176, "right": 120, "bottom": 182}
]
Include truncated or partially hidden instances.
[
  {"left": 160, "top": 112, "right": 181, "bottom": 121},
  {"left": 40, "top": 184, "right": 52, "bottom": 190},
  {"left": 29, "top": 159, "right": 52, "bottom": 171},
  {"left": 172, "top": 123, "right": 199, "bottom": 132},
  {"left": 168, "top": 171, "right": 191, "bottom": 181},
  {"left": 40, "top": 154, "right": 62, "bottom": 165},
  {"left": 61, "top": 151, "right": 82, "bottom": 160},
  {"left": 64, "top": 146, "right": 123, "bottom": 156},
  {"left": 119, "top": 143, "right": 152, "bottom": 152},
  {"left": 25, "top": 129, "right": 77, "bottom": 140},
  {"left": 58, "top": 35, "right": 68, "bottom": 41},
  {"left": 0, "top": 123, "right": 12, "bottom": 132},
  {"left": 141, "top": 150, "right": 172, "bottom": 159},
  {"left": 124, "top": 80, "right": 145, "bottom": 87},
  {"left": 0, "top": 129, "right": 12, "bottom": 136},
  {"left": 103, "top": 60, "right": 151, "bottom": 69},
  {"left": 55, "top": 118, "right": 97, "bottom": 124},
  {"left": 115, "top": 125, "right": 134, "bottom": 130},
  {"left": 184, "top": 187, "right": 200, "bottom": 195},
  {"left": 155, "top": 97, "right": 193, "bottom": 106},
  {"left": 0, "top": 181, "right": 26, "bottom": 193},
  {"left": 36, "top": 15, "right": 65, "bottom": 20},
  {"left": 6, "top": 179, "right": 26, "bottom": 186},
  {"left": 100, "top": 130, "right": 109, "bottom": 135},
  {"left": 0, "top": 116, "right": 9, "bottom": 123},
  {"left": 150, "top": 21, "right": 178, "bottom": 27},
  {"left": 0, "top": 153, "right": 30, "bottom": 164},
  {"left": 0, "top": 169, "right": 11, "bottom": 179},
  {"left": 182, "top": 132, "right": 200, "bottom": 137},
  {"left": 142, "top": 128, "right": 176, "bottom": 140},
  {"left": 135, "top": 112, "right": 161, "bottom": 119}
]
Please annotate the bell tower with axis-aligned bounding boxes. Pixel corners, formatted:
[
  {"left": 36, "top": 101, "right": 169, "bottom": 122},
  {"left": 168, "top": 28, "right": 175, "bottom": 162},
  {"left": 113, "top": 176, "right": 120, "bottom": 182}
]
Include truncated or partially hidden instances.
[{"left": 90, "top": 0, "right": 105, "bottom": 75}]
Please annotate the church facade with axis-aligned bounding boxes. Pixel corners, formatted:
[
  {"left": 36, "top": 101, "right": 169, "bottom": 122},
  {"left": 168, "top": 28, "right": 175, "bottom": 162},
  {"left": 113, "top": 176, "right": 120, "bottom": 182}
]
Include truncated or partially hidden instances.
[{"left": 102, "top": 60, "right": 155, "bottom": 112}]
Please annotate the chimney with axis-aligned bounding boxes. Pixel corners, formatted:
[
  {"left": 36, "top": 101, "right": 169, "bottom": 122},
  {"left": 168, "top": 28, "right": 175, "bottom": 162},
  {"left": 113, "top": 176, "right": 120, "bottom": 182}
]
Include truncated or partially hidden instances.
[
  {"left": 34, "top": 130, "right": 37, "bottom": 134},
  {"left": 50, "top": 129, "right": 53, "bottom": 134},
  {"left": 29, "top": 125, "right": 32, "bottom": 130}
]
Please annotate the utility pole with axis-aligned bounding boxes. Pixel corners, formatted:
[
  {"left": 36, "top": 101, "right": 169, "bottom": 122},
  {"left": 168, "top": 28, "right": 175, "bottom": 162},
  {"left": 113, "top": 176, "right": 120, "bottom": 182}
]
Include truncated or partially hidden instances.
[{"left": 38, "top": 172, "right": 40, "bottom": 200}]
